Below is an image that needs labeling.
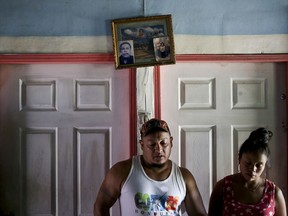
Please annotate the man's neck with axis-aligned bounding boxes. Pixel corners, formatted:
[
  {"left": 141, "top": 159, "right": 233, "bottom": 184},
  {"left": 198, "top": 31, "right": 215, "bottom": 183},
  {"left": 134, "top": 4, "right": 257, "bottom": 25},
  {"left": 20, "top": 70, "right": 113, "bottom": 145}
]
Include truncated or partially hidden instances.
[{"left": 140, "top": 156, "right": 172, "bottom": 181}]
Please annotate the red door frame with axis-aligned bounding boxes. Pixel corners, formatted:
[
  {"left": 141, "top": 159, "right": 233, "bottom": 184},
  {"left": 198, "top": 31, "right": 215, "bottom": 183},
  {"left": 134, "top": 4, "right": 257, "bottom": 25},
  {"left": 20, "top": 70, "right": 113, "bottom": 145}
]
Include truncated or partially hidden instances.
[
  {"left": 153, "top": 54, "right": 288, "bottom": 192},
  {"left": 0, "top": 53, "right": 138, "bottom": 156},
  {"left": 1, "top": 53, "right": 288, "bottom": 159},
  {"left": 154, "top": 54, "right": 288, "bottom": 118}
]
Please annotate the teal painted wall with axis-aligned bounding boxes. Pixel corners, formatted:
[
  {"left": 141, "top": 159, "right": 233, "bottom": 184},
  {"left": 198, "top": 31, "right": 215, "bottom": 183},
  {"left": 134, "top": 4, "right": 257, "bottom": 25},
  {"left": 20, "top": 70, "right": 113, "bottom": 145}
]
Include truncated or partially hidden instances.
[{"left": 0, "top": 0, "right": 287, "bottom": 36}]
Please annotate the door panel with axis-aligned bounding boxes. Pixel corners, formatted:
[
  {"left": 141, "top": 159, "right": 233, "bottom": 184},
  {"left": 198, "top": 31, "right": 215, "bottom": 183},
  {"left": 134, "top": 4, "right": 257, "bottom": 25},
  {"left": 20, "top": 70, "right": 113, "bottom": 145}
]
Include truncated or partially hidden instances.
[
  {"left": 160, "top": 62, "right": 287, "bottom": 212},
  {"left": 0, "top": 64, "right": 131, "bottom": 216}
]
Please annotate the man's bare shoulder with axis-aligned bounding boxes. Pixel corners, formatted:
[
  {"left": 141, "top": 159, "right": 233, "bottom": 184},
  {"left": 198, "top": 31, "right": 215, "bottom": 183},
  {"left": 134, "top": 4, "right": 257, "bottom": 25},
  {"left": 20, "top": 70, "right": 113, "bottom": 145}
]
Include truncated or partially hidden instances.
[
  {"left": 112, "top": 158, "right": 132, "bottom": 171},
  {"left": 179, "top": 166, "right": 194, "bottom": 180},
  {"left": 108, "top": 158, "right": 133, "bottom": 180}
]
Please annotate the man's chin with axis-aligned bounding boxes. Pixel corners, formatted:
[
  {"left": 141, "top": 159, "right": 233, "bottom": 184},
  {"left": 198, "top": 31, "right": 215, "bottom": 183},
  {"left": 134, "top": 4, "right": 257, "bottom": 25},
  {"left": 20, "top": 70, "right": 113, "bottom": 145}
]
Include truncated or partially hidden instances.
[{"left": 152, "top": 157, "right": 167, "bottom": 166}]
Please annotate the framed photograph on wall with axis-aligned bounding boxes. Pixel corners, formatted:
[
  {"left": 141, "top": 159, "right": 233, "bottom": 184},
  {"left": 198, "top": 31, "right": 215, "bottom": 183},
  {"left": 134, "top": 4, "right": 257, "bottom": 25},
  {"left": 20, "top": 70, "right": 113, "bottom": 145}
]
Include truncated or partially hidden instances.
[{"left": 111, "top": 14, "right": 175, "bottom": 69}]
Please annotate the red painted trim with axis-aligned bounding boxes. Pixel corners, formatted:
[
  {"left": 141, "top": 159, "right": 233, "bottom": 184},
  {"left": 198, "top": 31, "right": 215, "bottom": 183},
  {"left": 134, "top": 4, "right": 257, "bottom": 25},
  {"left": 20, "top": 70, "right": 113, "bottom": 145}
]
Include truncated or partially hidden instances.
[
  {"left": 129, "top": 68, "right": 137, "bottom": 156},
  {"left": 176, "top": 54, "right": 288, "bottom": 62},
  {"left": 1, "top": 53, "right": 288, "bottom": 64},
  {"left": 154, "top": 54, "right": 288, "bottom": 192},
  {"left": 0, "top": 53, "right": 114, "bottom": 64},
  {"left": 154, "top": 54, "right": 288, "bottom": 119},
  {"left": 0, "top": 53, "right": 137, "bottom": 157},
  {"left": 154, "top": 66, "right": 161, "bottom": 119},
  {"left": 2, "top": 53, "right": 287, "bottom": 164},
  {"left": 286, "top": 63, "right": 288, "bottom": 187}
]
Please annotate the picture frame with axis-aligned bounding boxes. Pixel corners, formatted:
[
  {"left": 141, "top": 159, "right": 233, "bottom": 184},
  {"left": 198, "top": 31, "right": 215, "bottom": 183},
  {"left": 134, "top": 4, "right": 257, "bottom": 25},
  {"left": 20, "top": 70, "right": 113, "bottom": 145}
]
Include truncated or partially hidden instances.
[{"left": 111, "top": 14, "right": 175, "bottom": 69}]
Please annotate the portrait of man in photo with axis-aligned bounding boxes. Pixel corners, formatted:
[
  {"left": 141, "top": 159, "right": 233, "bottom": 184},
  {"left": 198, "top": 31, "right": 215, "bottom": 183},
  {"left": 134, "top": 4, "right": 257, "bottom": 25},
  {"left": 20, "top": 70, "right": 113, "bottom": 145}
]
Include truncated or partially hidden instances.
[{"left": 119, "top": 40, "right": 135, "bottom": 65}]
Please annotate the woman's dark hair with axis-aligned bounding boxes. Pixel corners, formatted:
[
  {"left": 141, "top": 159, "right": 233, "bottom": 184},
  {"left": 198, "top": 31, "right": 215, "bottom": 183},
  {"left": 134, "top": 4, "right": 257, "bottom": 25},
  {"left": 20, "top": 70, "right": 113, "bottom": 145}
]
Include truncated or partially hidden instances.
[{"left": 238, "top": 127, "right": 273, "bottom": 160}]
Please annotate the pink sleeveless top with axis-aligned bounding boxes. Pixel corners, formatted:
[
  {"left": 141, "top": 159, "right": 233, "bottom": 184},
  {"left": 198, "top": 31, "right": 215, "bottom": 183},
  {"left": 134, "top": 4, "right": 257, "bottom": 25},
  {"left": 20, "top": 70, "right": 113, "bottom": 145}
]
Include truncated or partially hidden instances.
[{"left": 223, "top": 175, "right": 275, "bottom": 216}]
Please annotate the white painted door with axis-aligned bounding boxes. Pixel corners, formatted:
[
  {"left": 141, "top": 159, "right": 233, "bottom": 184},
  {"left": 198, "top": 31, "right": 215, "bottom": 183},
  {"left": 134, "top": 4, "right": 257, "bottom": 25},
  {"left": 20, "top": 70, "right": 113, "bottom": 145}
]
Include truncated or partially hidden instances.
[
  {"left": 160, "top": 62, "right": 287, "bottom": 212},
  {"left": 0, "top": 64, "right": 131, "bottom": 216}
]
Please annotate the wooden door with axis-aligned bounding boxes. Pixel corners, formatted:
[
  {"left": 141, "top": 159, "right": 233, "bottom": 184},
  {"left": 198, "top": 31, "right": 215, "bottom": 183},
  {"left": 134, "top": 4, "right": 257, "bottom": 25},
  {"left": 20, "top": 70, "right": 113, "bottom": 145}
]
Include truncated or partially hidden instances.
[
  {"left": 159, "top": 62, "right": 287, "bottom": 212},
  {"left": 0, "top": 63, "right": 132, "bottom": 216}
]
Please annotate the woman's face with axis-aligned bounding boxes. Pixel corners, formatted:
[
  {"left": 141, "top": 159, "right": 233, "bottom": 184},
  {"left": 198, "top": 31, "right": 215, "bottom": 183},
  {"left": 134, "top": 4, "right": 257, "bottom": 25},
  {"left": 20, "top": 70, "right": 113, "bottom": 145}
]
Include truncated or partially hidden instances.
[{"left": 239, "top": 151, "right": 268, "bottom": 181}]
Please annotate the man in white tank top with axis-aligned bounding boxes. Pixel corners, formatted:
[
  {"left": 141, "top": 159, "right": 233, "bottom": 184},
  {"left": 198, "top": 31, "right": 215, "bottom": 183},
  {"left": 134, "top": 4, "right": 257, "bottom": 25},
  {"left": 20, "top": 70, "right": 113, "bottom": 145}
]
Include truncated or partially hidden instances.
[{"left": 94, "top": 118, "right": 207, "bottom": 216}]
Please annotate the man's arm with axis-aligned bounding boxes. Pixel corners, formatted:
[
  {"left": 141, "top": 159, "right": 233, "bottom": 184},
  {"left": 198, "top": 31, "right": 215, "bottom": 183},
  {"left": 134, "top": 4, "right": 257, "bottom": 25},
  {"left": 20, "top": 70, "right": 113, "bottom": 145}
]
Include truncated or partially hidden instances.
[
  {"left": 180, "top": 167, "right": 208, "bottom": 216},
  {"left": 93, "top": 159, "right": 131, "bottom": 216}
]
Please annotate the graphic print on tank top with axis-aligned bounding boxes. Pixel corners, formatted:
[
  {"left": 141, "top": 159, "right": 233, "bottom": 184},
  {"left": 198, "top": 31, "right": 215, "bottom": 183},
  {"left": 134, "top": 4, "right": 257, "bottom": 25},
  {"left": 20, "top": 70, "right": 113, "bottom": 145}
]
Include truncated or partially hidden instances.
[
  {"left": 120, "top": 156, "right": 186, "bottom": 216},
  {"left": 134, "top": 191, "right": 180, "bottom": 214}
]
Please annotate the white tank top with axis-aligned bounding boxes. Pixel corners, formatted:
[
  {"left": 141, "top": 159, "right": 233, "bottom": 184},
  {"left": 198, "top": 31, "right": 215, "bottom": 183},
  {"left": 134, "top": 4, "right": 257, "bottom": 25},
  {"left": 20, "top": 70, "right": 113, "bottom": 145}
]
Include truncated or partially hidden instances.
[{"left": 119, "top": 155, "right": 186, "bottom": 215}]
